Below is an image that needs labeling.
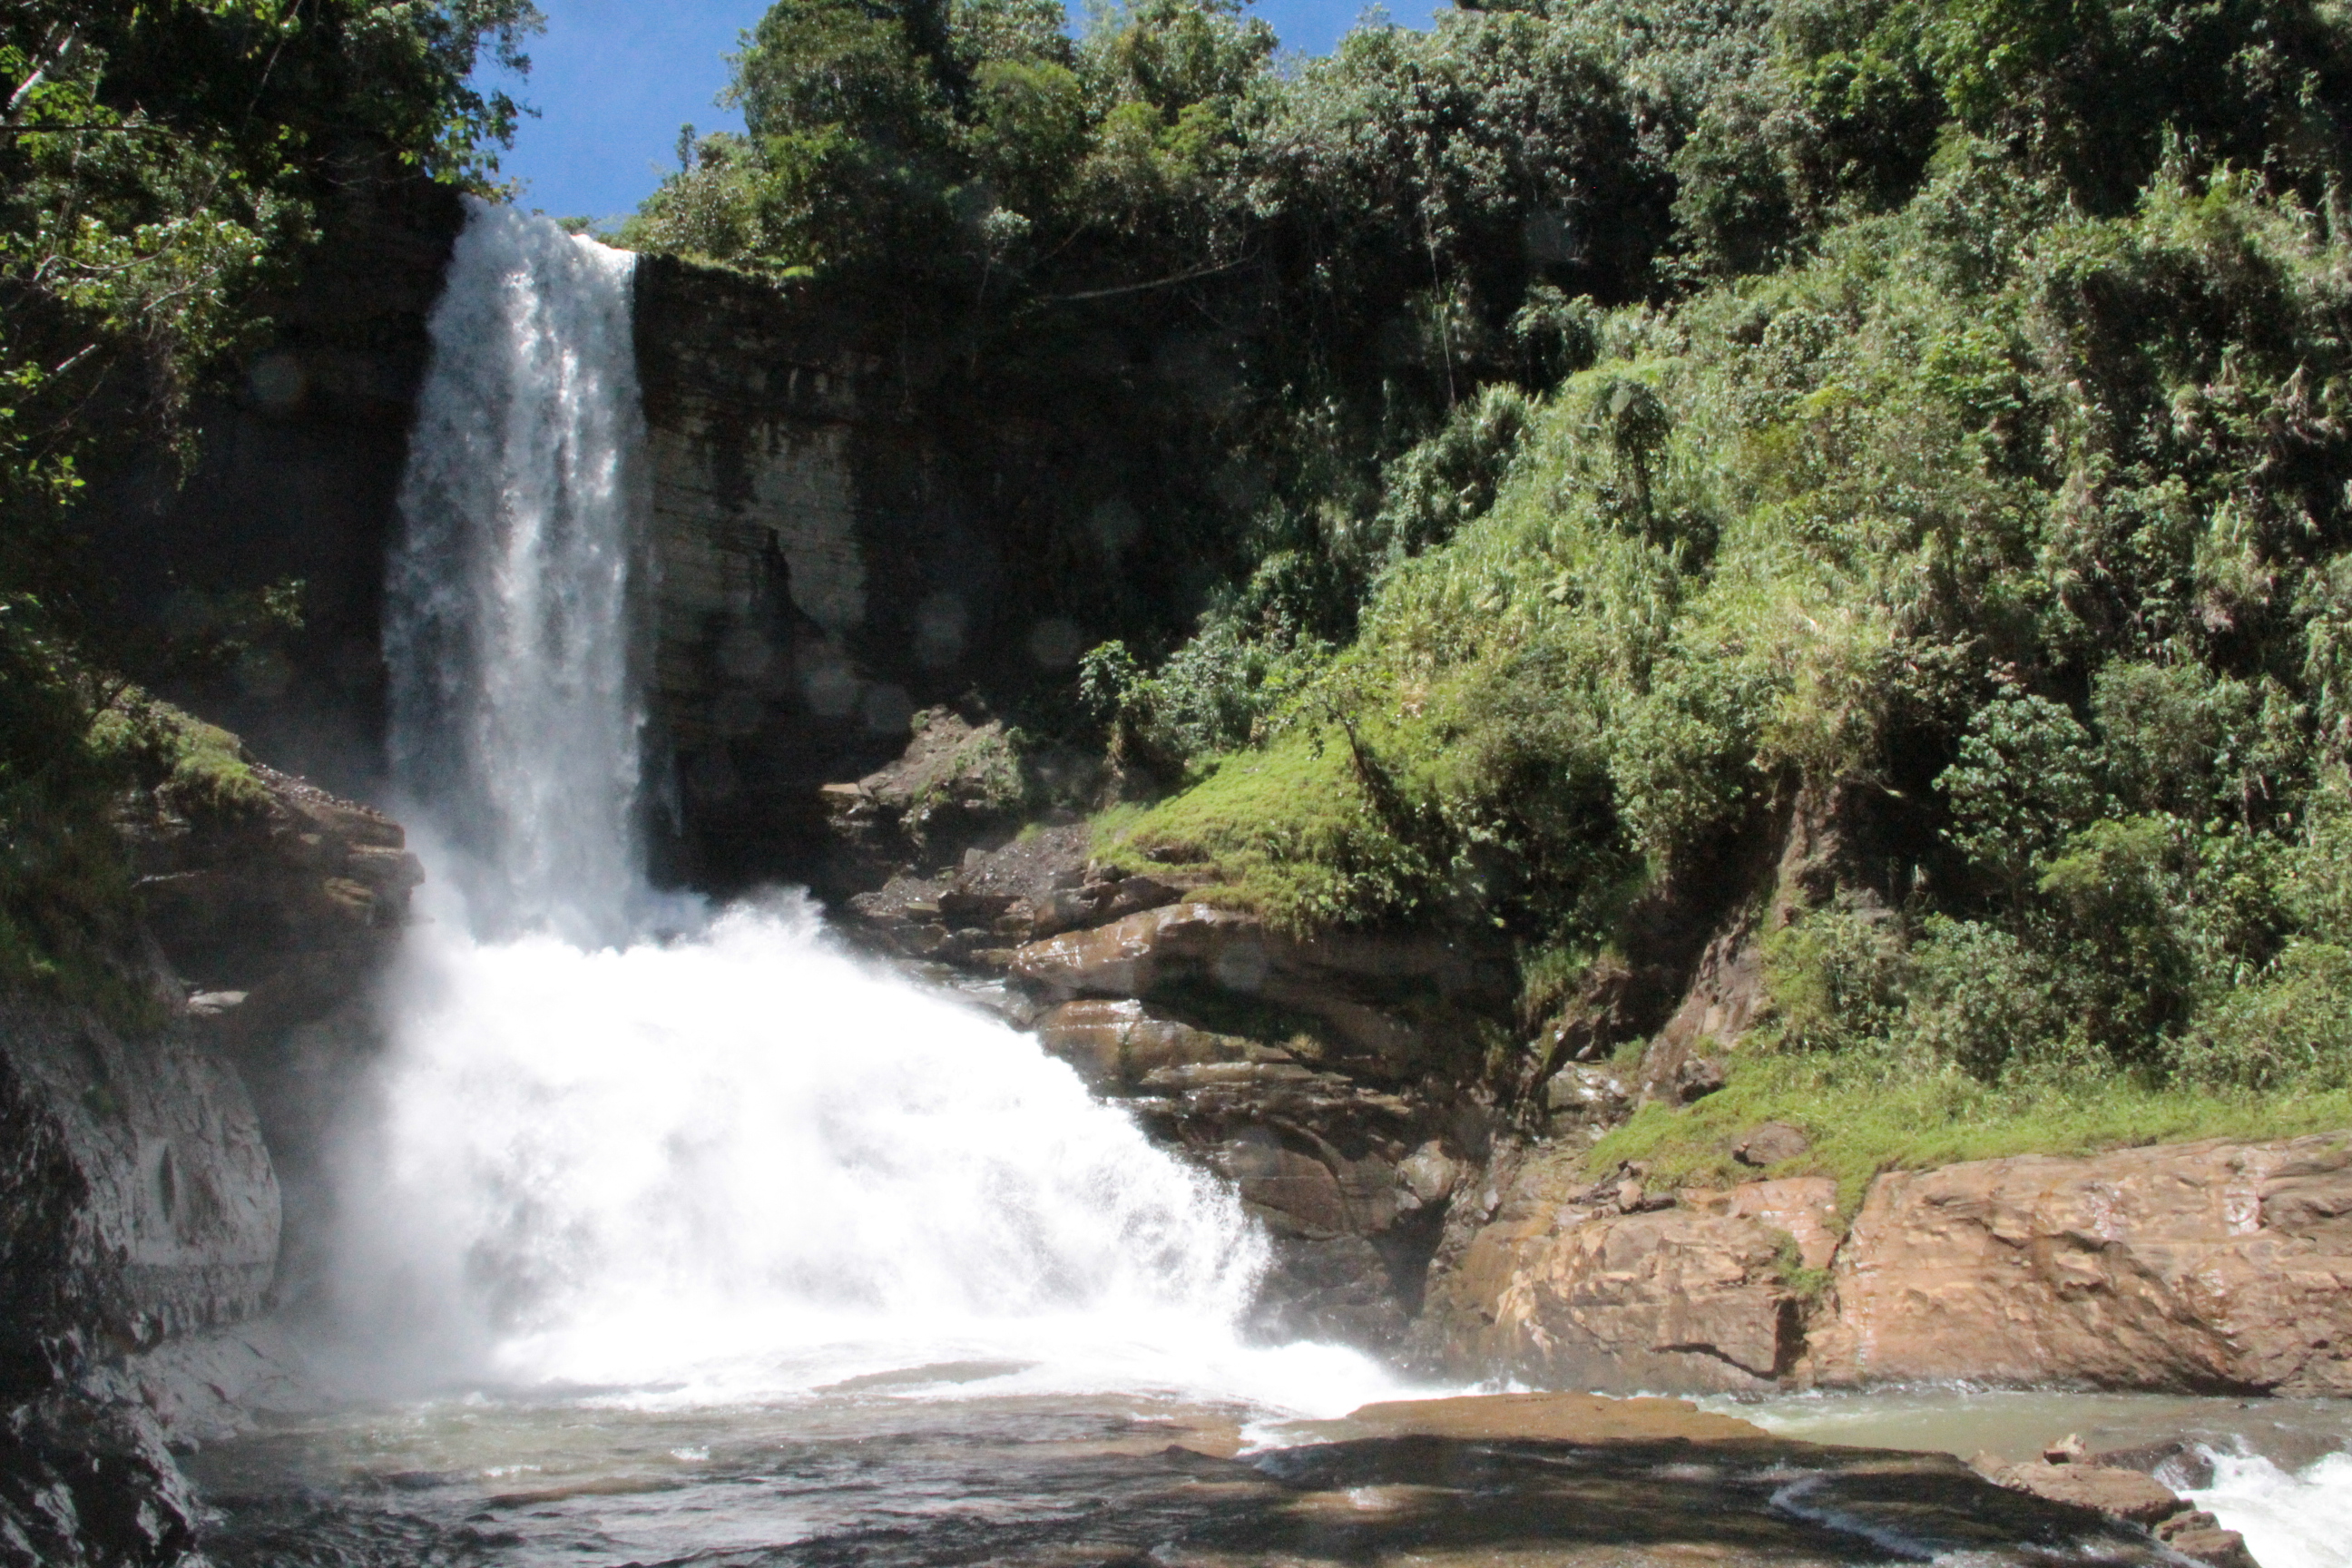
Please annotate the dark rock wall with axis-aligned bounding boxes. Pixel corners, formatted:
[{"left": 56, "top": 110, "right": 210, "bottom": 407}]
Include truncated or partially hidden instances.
[
  {"left": 632, "top": 258, "right": 1024, "bottom": 890},
  {"left": 89, "top": 180, "right": 467, "bottom": 800},
  {"left": 1, "top": 761, "right": 422, "bottom": 1567},
  {"left": 0, "top": 1000, "right": 279, "bottom": 1391},
  {"left": 90, "top": 198, "right": 1051, "bottom": 891}
]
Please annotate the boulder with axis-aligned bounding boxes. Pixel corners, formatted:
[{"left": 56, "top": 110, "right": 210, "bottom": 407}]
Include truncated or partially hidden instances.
[
  {"left": 2156, "top": 1511, "right": 2263, "bottom": 1568},
  {"left": 1808, "top": 1132, "right": 2352, "bottom": 1394},
  {"left": 1981, "top": 1459, "right": 2184, "bottom": 1524},
  {"left": 1732, "top": 1120, "right": 1811, "bottom": 1167},
  {"left": 1543, "top": 1064, "right": 1632, "bottom": 1137},
  {"left": 1973, "top": 1456, "right": 2259, "bottom": 1568},
  {"left": 1416, "top": 1176, "right": 1839, "bottom": 1390}
]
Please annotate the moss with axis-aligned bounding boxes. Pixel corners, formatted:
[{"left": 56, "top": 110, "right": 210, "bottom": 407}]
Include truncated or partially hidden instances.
[
  {"left": 1, "top": 729, "right": 158, "bottom": 1028},
  {"left": 1770, "top": 1231, "right": 1833, "bottom": 1303},
  {"left": 87, "top": 695, "right": 269, "bottom": 822},
  {"left": 1587, "top": 1049, "right": 2352, "bottom": 1218},
  {"left": 1090, "top": 725, "right": 1450, "bottom": 931}
]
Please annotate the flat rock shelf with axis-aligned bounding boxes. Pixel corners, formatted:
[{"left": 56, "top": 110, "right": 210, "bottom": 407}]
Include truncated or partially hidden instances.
[{"left": 186, "top": 1388, "right": 2195, "bottom": 1568}]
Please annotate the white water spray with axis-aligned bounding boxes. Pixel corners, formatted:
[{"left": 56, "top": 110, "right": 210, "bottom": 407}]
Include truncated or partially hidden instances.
[
  {"left": 358, "top": 201, "right": 1399, "bottom": 1414},
  {"left": 2188, "top": 1447, "right": 2352, "bottom": 1568}
]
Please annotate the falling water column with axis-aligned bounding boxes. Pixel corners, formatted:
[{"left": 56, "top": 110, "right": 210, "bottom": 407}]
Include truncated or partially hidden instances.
[{"left": 385, "top": 197, "right": 652, "bottom": 946}]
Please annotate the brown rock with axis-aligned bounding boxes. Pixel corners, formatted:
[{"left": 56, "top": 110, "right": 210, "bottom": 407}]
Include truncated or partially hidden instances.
[
  {"left": 1687, "top": 1177, "right": 1842, "bottom": 1271},
  {"left": 1732, "top": 1120, "right": 1810, "bottom": 1168},
  {"left": 1007, "top": 903, "right": 1504, "bottom": 1078},
  {"left": 2157, "top": 1511, "right": 2263, "bottom": 1568},
  {"left": 1011, "top": 902, "right": 1260, "bottom": 999},
  {"left": 1396, "top": 1142, "right": 1459, "bottom": 1206},
  {"left": 1230, "top": 1143, "right": 1351, "bottom": 1237},
  {"left": 1808, "top": 1132, "right": 2352, "bottom": 1394},
  {"left": 1988, "top": 1460, "right": 2184, "bottom": 1524},
  {"left": 1342, "top": 1391, "right": 1770, "bottom": 1445},
  {"left": 1031, "top": 998, "right": 1255, "bottom": 1091},
  {"left": 1416, "top": 1176, "right": 1840, "bottom": 1391},
  {"left": 2260, "top": 1144, "right": 2352, "bottom": 1244}
]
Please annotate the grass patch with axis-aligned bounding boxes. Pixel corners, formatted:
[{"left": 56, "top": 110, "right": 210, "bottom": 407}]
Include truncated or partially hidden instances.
[
  {"left": 1588, "top": 1049, "right": 2352, "bottom": 1216},
  {"left": 1088, "top": 726, "right": 1451, "bottom": 930}
]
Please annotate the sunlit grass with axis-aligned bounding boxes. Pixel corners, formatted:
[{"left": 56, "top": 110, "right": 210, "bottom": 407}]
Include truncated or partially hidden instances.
[{"left": 1588, "top": 1049, "right": 2352, "bottom": 1216}]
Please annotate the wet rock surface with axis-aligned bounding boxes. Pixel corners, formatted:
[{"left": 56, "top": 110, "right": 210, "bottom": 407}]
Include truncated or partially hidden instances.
[
  {"left": 1971, "top": 1447, "right": 2261, "bottom": 1568},
  {"left": 182, "top": 1392, "right": 2201, "bottom": 1568},
  {"left": 4, "top": 759, "right": 421, "bottom": 1567},
  {"left": 0, "top": 999, "right": 279, "bottom": 1381},
  {"left": 0, "top": 1393, "right": 204, "bottom": 1568}
]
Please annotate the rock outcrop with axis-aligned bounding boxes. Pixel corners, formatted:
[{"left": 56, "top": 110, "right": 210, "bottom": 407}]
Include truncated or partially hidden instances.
[
  {"left": 3, "top": 749, "right": 420, "bottom": 1567},
  {"left": 1416, "top": 1132, "right": 2352, "bottom": 1400},
  {"left": 1808, "top": 1133, "right": 2352, "bottom": 1396},
  {"left": 1006, "top": 899, "right": 1504, "bottom": 1343},
  {"left": 1414, "top": 1170, "right": 1839, "bottom": 1390},
  {"left": 828, "top": 799, "right": 1511, "bottom": 1346},
  {"left": 1973, "top": 1447, "right": 2259, "bottom": 1568},
  {"left": 120, "top": 759, "right": 420, "bottom": 1267}
]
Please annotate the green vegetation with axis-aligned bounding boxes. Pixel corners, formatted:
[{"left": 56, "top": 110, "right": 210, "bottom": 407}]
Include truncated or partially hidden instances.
[
  {"left": 637, "top": 0, "right": 2352, "bottom": 1171},
  {"left": 2, "top": 681, "right": 272, "bottom": 1023},
  {"left": 1591, "top": 1055, "right": 2352, "bottom": 1215},
  {"left": 1, "top": 0, "right": 537, "bottom": 1007}
]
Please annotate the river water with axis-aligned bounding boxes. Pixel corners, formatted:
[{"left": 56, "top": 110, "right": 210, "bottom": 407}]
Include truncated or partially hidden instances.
[
  {"left": 202, "top": 199, "right": 2348, "bottom": 1568},
  {"left": 1714, "top": 1389, "right": 2352, "bottom": 1568}
]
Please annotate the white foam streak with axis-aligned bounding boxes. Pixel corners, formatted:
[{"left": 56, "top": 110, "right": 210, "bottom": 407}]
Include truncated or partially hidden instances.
[{"left": 2190, "top": 1447, "right": 2352, "bottom": 1568}]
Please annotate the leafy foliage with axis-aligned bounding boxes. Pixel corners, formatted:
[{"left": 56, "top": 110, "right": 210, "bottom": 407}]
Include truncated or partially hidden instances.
[
  {"left": 0, "top": 0, "right": 537, "bottom": 1004},
  {"left": 979, "top": 0, "right": 2352, "bottom": 1116}
]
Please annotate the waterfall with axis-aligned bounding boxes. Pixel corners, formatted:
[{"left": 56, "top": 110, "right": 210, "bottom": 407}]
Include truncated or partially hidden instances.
[
  {"left": 386, "top": 196, "right": 650, "bottom": 946},
  {"left": 352, "top": 201, "right": 1349, "bottom": 1407}
]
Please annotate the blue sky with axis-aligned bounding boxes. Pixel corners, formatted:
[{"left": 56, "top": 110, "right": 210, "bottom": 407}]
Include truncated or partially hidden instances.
[{"left": 486, "top": 0, "right": 1445, "bottom": 225}]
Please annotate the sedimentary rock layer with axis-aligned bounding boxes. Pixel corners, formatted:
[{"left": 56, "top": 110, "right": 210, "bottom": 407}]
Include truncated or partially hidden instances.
[
  {"left": 1809, "top": 1134, "right": 2352, "bottom": 1395},
  {"left": 1421, "top": 1132, "right": 2352, "bottom": 1396}
]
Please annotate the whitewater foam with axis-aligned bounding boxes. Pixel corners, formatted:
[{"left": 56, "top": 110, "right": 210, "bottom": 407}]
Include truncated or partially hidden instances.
[
  {"left": 2189, "top": 1446, "right": 2352, "bottom": 1568},
  {"left": 358, "top": 197, "right": 1422, "bottom": 1425}
]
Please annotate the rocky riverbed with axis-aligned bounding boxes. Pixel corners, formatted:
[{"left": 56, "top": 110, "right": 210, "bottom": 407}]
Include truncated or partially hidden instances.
[
  {"left": 7, "top": 729, "right": 2349, "bottom": 1568},
  {"left": 181, "top": 1385, "right": 2234, "bottom": 1568}
]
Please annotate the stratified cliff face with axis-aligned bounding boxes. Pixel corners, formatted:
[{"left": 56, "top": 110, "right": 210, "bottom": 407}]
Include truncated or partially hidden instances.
[
  {"left": 92, "top": 202, "right": 1059, "bottom": 891},
  {"left": 631, "top": 257, "right": 1023, "bottom": 891}
]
